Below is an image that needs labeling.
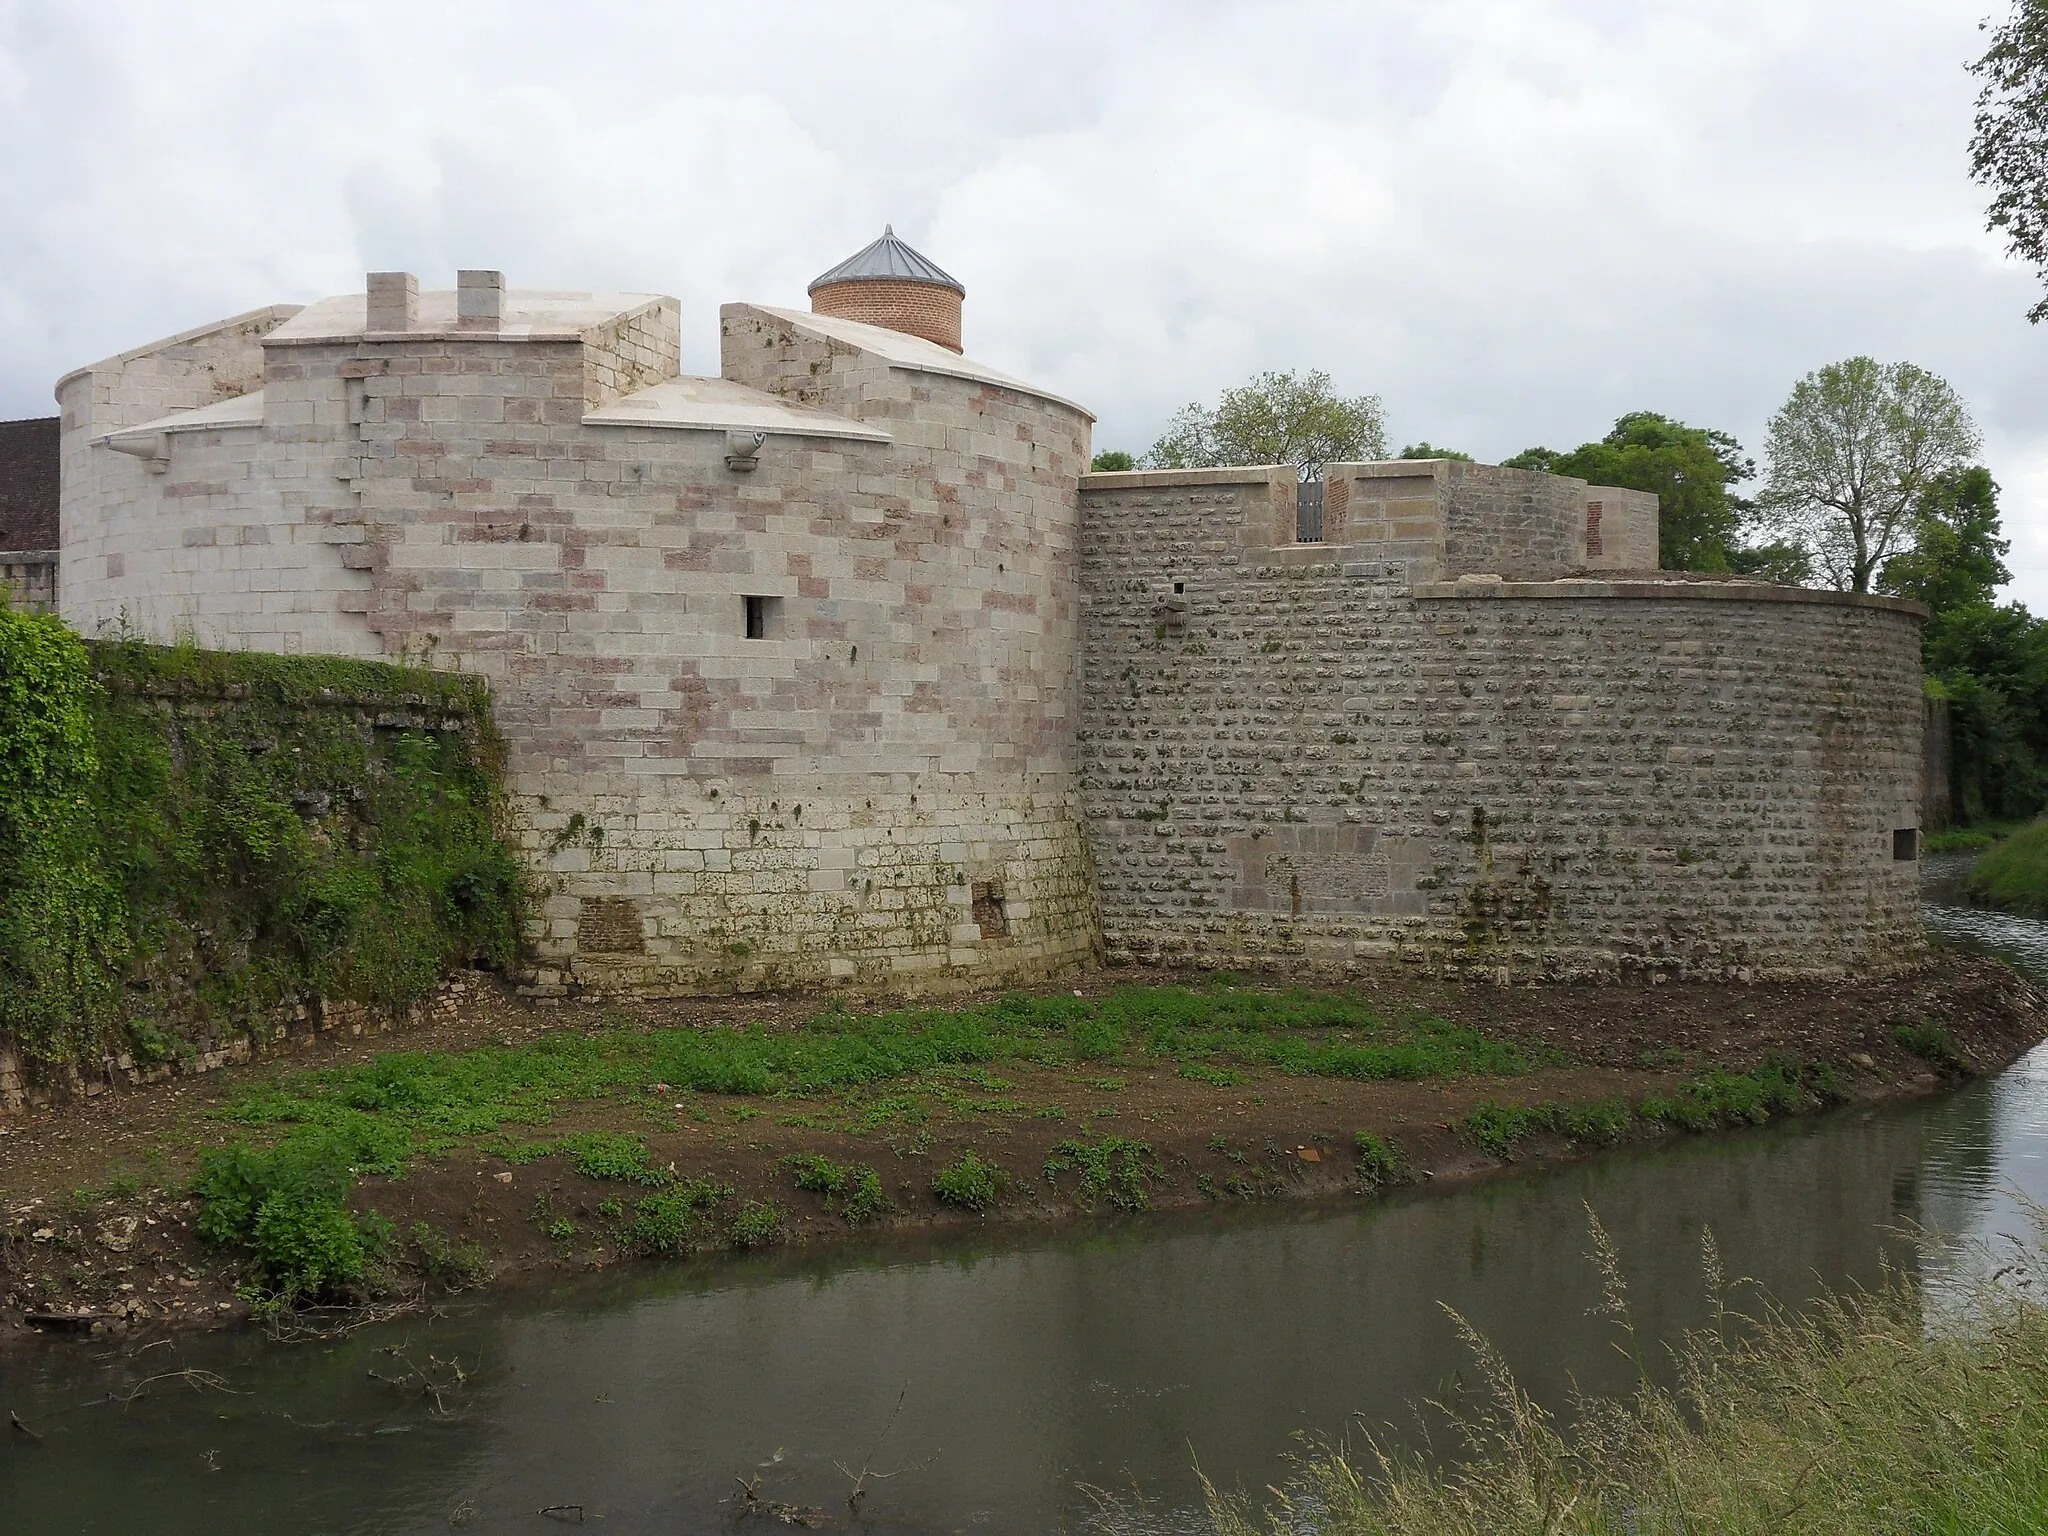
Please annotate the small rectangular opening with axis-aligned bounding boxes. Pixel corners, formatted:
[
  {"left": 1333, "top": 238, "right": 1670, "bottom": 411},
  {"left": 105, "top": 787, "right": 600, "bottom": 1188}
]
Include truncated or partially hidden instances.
[
  {"left": 1893, "top": 827, "right": 1919, "bottom": 862},
  {"left": 743, "top": 594, "right": 782, "bottom": 640},
  {"left": 1295, "top": 481, "right": 1325, "bottom": 544}
]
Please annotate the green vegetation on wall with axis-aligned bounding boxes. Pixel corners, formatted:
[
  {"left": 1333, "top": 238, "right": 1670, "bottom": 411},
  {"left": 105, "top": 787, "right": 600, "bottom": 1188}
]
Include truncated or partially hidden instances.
[{"left": 0, "top": 609, "right": 522, "bottom": 1078}]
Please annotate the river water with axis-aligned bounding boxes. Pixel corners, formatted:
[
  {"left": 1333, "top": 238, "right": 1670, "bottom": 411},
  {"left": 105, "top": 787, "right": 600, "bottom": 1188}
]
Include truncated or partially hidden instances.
[{"left": 5, "top": 854, "right": 2047, "bottom": 1534}]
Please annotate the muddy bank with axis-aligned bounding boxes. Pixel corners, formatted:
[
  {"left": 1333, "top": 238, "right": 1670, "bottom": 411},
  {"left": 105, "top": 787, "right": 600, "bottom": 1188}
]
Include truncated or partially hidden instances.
[{"left": 2, "top": 949, "right": 2042, "bottom": 1348}]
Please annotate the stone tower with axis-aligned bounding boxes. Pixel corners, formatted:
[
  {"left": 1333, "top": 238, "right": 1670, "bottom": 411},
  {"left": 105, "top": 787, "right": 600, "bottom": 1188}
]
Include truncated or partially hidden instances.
[{"left": 807, "top": 227, "right": 966, "bottom": 353}]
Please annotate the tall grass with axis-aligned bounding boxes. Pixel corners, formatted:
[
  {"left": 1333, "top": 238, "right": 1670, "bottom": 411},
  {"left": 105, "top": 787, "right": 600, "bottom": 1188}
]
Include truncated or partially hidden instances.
[{"left": 1202, "top": 1208, "right": 2048, "bottom": 1536}]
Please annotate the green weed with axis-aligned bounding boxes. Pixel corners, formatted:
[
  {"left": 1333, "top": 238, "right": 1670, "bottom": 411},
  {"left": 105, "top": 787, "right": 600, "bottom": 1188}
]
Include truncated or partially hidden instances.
[
  {"left": 625, "top": 1179, "right": 731, "bottom": 1255},
  {"left": 556, "top": 1130, "right": 670, "bottom": 1186},
  {"left": 409, "top": 1221, "right": 490, "bottom": 1288},
  {"left": 1353, "top": 1132, "right": 1400, "bottom": 1184},
  {"left": 932, "top": 1152, "right": 1005, "bottom": 1211},
  {"left": 1895, "top": 1022, "right": 1966, "bottom": 1072},
  {"left": 193, "top": 1132, "right": 382, "bottom": 1299},
  {"left": 1639, "top": 1063, "right": 1809, "bottom": 1132},
  {"left": 1044, "top": 1135, "right": 1161, "bottom": 1211},
  {"left": 782, "top": 1152, "right": 886, "bottom": 1222},
  {"left": 1464, "top": 1098, "right": 1632, "bottom": 1159},
  {"left": 728, "top": 1199, "right": 784, "bottom": 1249}
]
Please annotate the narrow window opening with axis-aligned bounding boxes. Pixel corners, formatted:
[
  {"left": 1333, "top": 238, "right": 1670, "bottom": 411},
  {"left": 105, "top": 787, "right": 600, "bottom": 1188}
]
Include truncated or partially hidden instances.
[
  {"left": 1173, "top": 581, "right": 1185, "bottom": 594},
  {"left": 1893, "top": 827, "right": 1919, "bottom": 862},
  {"left": 743, "top": 594, "right": 782, "bottom": 640}
]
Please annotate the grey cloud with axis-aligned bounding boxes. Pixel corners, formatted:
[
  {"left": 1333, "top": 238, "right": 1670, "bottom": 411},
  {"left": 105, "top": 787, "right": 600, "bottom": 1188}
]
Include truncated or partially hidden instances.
[{"left": 6, "top": 0, "right": 2046, "bottom": 598}]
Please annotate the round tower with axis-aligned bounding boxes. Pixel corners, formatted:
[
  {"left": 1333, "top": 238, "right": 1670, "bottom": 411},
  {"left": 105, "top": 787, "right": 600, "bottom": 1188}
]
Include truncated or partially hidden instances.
[{"left": 808, "top": 226, "right": 965, "bottom": 353}]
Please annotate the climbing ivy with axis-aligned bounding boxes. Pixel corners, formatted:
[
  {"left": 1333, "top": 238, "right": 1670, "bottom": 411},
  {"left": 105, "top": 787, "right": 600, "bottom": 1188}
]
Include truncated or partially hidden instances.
[{"left": 0, "top": 615, "right": 523, "bottom": 1076}]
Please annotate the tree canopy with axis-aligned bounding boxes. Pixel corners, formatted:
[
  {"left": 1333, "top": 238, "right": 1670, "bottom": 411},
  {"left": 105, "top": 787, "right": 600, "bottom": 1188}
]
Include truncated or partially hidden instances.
[
  {"left": 1146, "top": 370, "right": 1386, "bottom": 480},
  {"left": 1970, "top": 0, "right": 2048, "bottom": 322},
  {"left": 1879, "top": 466, "right": 2012, "bottom": 614},
  {"left": 1089, "top": 450, "right": 1136, "bottom": 472},
  {"left": 1397, "top": 442, "right": 1474, "bottom": 461},
  {"left": 1756, "top": 357, "right": 1981, "bottom": 594},
  {"left": 1501, "top": 411, "right": 1753, "bottom": 571}
]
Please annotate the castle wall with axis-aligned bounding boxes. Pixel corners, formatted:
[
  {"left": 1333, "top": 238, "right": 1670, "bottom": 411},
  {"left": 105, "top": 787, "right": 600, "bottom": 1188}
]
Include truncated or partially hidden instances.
[
  {"left": 52, "top": 305, "right": 377, "bottom": 651},
  {"left": 57, "top": 293, "right": 1098, "bottom": 994},
  {"left": 1078, "top": 471, "right": 1926, "bottom": 980}
]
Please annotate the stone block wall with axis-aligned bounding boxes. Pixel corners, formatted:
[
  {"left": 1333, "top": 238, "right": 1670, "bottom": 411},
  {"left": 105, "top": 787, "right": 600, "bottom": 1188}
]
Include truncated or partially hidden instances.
[
  {"left": 59, "top": 287, "right": 1100, "bottom": 995},
  {"left": 582, "top": 298, "right": 684, "bottom": 409},
  {"left": 2, "top": 553, "right": 56, "bottom": 611},
  {"left": 1078, "top": 471, "right": 1927, "bottom": 980}
]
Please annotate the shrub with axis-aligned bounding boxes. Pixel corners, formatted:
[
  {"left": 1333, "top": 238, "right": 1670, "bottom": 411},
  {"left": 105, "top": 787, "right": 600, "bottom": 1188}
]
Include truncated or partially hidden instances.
[
  {"left": 1967, "top": 817, "right": 2048, "bottom": 914},
  {"left": 932, "top": 1152, "right": 1005, "bottom": 1211},
  {"left": 193, "top": 1132, "right": 380, "bottom": 1298},
  {"left": 1044, "top": 1135, "right": 1160, "bottom": 1211},
  {"left": 0, "top": 629, "right": 522, "bottom": 1081}
]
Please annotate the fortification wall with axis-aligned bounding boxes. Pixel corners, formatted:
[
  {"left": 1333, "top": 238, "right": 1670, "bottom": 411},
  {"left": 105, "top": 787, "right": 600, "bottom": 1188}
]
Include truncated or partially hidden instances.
[
  {"left": 57, "top": 307, "right": 302, "bottom": 631},
  {"left": 57, "top": 291, "right": 1099, "bottom": 995},
  {"left": 1078, "top": 471, "right": 1927, "bottom": 980}
]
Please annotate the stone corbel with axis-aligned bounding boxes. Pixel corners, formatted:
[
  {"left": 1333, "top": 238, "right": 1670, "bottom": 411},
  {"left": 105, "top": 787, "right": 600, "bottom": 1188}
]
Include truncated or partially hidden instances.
[{"left": 107, "top": 432, "right": 170, "bottom": 473}]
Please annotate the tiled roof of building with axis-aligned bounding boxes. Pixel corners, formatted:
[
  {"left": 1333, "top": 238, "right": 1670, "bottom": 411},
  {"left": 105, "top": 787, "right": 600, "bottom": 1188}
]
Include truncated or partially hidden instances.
[
  {"left": 0, "top": 416, "right": 59, "bottom": 553},
  {"left": 808, "top": 227, "right": 965, "bottom": 295}
]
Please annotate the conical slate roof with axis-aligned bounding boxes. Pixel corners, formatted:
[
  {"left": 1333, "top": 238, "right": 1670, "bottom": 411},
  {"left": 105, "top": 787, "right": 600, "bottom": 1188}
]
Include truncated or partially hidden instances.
[{"left": 808, "top": 227, "right": 965, "bottom": 296}]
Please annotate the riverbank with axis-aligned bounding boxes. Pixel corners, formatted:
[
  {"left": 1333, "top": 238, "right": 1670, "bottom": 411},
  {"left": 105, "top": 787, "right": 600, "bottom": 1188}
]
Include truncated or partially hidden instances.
[
  {"left": 1202, "top": 1220, "right": 2048, "bottom": 1535},
  {"left": 3, "top": 949, "right": 2042, "bottom": 1346}
]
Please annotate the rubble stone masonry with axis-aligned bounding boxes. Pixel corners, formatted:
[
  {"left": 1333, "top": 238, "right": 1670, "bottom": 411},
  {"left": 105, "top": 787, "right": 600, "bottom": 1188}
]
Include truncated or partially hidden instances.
[{"left": 1079, "top": 470, "right": 1926, "bottom": 980}]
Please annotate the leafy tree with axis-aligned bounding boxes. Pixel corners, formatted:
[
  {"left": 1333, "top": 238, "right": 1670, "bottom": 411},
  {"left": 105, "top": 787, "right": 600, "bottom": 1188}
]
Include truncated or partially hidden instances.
[
  {"left": 1146, "top": 370, "right": 1385, "bottom": 480},
  {"left": 1725, "top": 541, "right": 1815, "bottom": 586},
  {"left": 1397, "top": 442, "right": 1474, "bottom": 461},
  {"left": 1970, "top": 1, "right": 2048, "bottom": 322},
  {"left": 1089, "top": 450, "right": 1136, "bottom": 472},
  {"left": 1756, "top": 358, "right": 1981, "bottom": 593},
  {"left": 1502, "top": 412, "right": 1754, "bottom": 571},
  {"left": 1879, "top": 466, "right": 2012, "bottom": 614}
]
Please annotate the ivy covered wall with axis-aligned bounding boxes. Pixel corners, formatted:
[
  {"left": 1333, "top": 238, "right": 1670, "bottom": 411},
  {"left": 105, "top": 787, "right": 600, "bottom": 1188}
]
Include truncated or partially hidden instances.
[{"left": 0, "top": 608, "right": 521, "bottom": 1087}]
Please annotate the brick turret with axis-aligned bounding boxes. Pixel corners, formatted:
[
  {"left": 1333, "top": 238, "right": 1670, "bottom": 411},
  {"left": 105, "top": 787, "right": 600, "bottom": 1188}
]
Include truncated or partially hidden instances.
[{"left": 808, "top": 227, "right": 965, "bottom": 352}]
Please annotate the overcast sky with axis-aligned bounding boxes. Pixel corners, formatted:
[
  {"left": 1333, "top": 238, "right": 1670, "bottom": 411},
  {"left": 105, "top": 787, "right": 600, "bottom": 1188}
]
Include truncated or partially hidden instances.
[{"left": 4, "top": 1, "right": 2045, "bottom": 600}]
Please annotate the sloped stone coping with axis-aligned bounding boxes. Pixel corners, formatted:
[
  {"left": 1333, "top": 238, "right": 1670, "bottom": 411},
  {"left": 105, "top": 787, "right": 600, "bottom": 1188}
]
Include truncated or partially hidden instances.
[{"left": 1415, "top": 576, "right": 1929, "bottom": 618}]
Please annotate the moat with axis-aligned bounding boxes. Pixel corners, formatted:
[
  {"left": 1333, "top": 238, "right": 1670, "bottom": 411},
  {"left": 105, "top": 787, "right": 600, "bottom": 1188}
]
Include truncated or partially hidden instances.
[{"left": 3, "top": 853, "right": 2045, "bottom": 1534}]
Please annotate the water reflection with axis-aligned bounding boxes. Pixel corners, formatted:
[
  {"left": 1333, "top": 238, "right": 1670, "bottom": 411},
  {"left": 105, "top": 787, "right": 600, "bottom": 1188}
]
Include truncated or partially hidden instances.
[{"left": 4, "top": 862, "right": 2046, "bottom": 1534}]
